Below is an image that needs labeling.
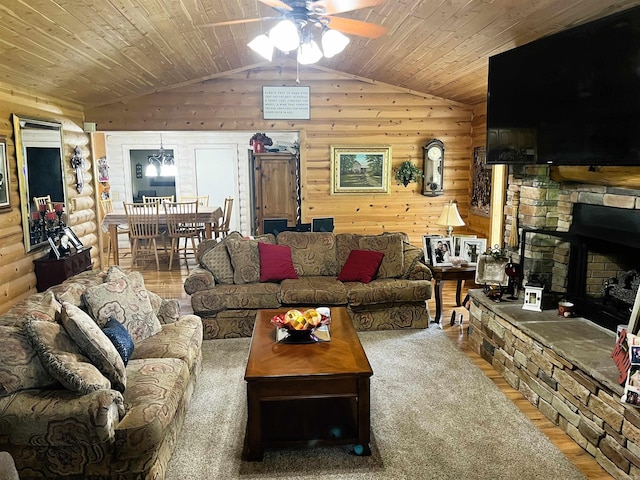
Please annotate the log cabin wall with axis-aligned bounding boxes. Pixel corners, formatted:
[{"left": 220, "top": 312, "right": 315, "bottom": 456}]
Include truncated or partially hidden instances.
[
  {"left": 86, "top": 65, "right": 475, "bottom": 247},
  {"left": 0, "top": 84, "right": 94, "bottom": 314}
]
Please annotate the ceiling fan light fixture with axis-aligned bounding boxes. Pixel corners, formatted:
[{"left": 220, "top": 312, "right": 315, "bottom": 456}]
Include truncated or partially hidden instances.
[
  {"left": 269, "top": 19, "right": 300, "bottom": 52},
  {"left": 297, "top": 39, "right": 323, "bottom": 65},
  {"left": 321, "top": 28, "right": 350, "bottom": 58},
  {"left": 248, "top": 34, "right": 274, "bottom": 61}
]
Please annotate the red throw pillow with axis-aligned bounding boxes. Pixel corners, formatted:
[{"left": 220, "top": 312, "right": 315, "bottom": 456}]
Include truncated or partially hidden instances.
[
  {"left": 258, "top": 243, "right": 298, "bottom": 282},
  {"left": 337, "top": 250, "right": 385, "bottom": 283}
]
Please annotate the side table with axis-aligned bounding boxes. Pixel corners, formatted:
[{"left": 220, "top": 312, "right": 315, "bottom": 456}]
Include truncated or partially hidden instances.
[
  {"left": 33, "top": 247, "right": 92, "bottom": 292},
  {"left": 429, "top": 265, "right": 476, "bottom": 325}
]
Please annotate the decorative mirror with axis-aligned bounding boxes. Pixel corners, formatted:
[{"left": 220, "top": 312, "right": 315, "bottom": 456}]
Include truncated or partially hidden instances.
[
  {"left": 12, "top": 114, "right": 67, "bottom": 253},
  {"left": 423, "top": 139, "right": 444, "bottom": 196}
]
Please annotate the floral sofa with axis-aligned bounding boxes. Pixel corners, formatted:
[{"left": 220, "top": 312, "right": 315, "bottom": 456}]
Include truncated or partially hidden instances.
[
  {"left": 184, "top": 231, "right": 433, "bottom": 339},
  {"left": 0, "top": 266, "right": 202, "bottom": 480}
]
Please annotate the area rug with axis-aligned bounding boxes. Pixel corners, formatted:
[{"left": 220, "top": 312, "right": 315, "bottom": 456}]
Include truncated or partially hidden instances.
[{"left": 166, "top": 327, "right": 585, "bottom": 479}]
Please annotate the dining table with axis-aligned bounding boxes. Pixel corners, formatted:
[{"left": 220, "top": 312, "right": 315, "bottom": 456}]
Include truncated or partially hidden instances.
[{"left": 101, "top": 205, "right": 223, "bottom": 266}]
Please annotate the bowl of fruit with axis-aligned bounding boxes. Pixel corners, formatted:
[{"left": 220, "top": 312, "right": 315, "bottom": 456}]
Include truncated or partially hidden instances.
[{"left": 271, "top": 308, "right": 331, "bottom": 343}]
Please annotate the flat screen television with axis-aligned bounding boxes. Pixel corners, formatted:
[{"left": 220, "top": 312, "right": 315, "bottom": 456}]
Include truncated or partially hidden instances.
[{"left": 486, "top": 5, "right": 640, "bottom": 166}]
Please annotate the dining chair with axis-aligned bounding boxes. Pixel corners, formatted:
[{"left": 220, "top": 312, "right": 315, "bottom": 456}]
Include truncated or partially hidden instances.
[
  {"left": 33, "top": 195, "right": 52, "bottom": 212},
  {"left": 163, "top": 201, "right": 199, "bottom": 270},
  {"left": 99, "top": 198, "right": 130, "bottom": 266},
  {"left": 180, "top": 195, "right": 209, "bottom": 240},
  {"left": 212, "top": 197, "right": 233, "bottom": 239},
  {"left": 123, "top": 202, "right": 163, "bottom": 270},
  {"left": 142, "top": 195, "right": 175, "bottom": 204}
]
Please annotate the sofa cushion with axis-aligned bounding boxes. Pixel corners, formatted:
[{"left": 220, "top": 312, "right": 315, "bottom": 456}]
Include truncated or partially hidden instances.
[
  {"left": 130, "top": 315, "right": 203, "bottom": 373},
  {"left": 23, "top": 319, "right": 111, "bottom": 395},
  {"left": 226, "top": 238, "right": 263, "bottom": 284},
  {"left": 60, "top": 303, "right": 126, "bottom": 392},
  {"left": 190, "top": 283, "right": 281, "bottom": 315},
  {"left": 116, "top": 357, "right": 189, "bottom": 461},
  {"left": 335, "top": 233, "right": 363, "bottom": 271},
  {"left": 337, "top": 249, "right": 384, "bottom": 283},
  {"left": 279, "top": 276, "right": 348, "bottom": 305},
  {"left": 83, "top": 271, "right": 162, "bottom": 343},
  {"left": 0, "top": 291, "right": 62, "bottom": 327},
  {"left": 345, "top": 278, "right": 433, "bottom": 306},
  {"left": 359, "top": 233, "right": 405, "bottom": 278},
  {"left": 102, "top": 318, "right": 135, "bottom": 365},
  {"left": 200, "top": 231, "right": 244, "bottom": 284},
  {"left": 54, "top": 282, "right": 88, "bottom": 309},
  {"left": 276, "top": 231, "right": 338, "bottom": 276},
  {"left": 0, "top": 325, "right": 58, "bottom": 396},
  {"left": 259, "top": 242, "right": 298, "bottom": 282}
]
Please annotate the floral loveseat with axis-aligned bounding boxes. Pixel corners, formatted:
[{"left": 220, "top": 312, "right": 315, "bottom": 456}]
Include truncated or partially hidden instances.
[
  {"left": 184, "top": 231, "right": 433, "bottom": 339},
  {"left": 0, "top": 266, "right": 202, "bottom": 480}
]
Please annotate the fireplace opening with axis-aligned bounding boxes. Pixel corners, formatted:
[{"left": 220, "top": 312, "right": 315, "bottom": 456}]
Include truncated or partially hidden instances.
[{"left": 520, "top": 204, "right": 640, "bottom": 332}]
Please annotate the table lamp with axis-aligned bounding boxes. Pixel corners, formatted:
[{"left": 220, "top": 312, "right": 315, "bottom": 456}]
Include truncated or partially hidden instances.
[{"left": 436, "top": 200, "right": 465, "bottom": 237}]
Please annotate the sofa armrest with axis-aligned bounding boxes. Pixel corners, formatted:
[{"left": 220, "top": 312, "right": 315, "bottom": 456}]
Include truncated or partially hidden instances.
[
  {"left": 0, "top": 388, "right": 124, "bottom": 446},
  {"left": 184, "top": 266, "right": 216, "bottom": 295},
  {"left": 402, "top": 242, "right": 433, "bottom": 281}
]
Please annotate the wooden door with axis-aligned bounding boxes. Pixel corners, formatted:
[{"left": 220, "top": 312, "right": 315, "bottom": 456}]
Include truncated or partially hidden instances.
[{"left": 253, "top": 153, "right": 298, "bottom": 234}]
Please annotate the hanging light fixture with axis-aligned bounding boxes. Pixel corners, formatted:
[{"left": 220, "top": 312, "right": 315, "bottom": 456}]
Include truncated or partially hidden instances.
[
  {"left": 248, "top": 17, "right": 351, "bottom": 65},
  {"left": 145, "top": 135, "right": 176, "bottom": 177}
]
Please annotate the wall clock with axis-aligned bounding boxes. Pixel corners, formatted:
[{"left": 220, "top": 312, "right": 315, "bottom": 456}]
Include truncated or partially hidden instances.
[{"left": 423, "top": 139, "right": 444, "bottom": 196}]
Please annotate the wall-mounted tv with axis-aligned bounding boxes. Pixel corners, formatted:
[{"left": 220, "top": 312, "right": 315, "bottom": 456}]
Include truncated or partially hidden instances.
[{"left": 486, "top": 6, "right": 640, "bottom": 166}]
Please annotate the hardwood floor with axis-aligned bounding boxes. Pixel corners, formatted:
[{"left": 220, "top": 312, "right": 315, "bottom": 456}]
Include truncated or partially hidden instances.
[{"left": 121, "top": 255, "right": 612, "bottom": 479}]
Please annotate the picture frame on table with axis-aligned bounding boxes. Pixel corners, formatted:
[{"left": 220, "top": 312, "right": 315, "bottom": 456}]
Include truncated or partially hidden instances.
[
  {"left": 63, "top": 226, "right": 83, "bottom": 251},
  {"left": 48, "top": 237, "right": 60, "bottom": 260},
  {"left": 330, "top": 145, "right": 392, "bottom": 194},
  {"left": 431, "top": 236, "right": 453, "bottom": 266},
  {"left": 453, "top": 234, "right": 477, "bottom": 256},
  {"left": 460, "top": 238, "right": 487, "bottom": 265},
  {"left": 422, "top": 234, "right": 443, "bottom": 266}
]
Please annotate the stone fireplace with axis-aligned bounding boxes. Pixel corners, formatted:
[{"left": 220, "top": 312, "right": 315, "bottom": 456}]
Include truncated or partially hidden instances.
[{"left": 505, "top": 167, "right": 640, "bottom": 332}]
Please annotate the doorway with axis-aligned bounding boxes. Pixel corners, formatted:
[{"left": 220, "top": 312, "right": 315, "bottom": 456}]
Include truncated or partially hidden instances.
[{"left": 195, "top": 147, "right": 239, "bottom": 232}]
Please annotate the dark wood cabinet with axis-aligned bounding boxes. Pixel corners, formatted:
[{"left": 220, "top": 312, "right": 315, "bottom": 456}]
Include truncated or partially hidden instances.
[
  {"left": 251, "top": 152, "right": 299, "bottom": 235},
  {"left": 33, "top": 247, "right": 92, "bottom": 292}
]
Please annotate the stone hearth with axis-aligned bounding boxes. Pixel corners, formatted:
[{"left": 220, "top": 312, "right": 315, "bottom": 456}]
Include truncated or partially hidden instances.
[{"left": 468, "top": 289, "right": 640, "bottom": 478}]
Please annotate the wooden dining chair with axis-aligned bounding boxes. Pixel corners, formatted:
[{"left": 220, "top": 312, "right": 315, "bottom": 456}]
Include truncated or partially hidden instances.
[
  {"left": 142, "top": 195, "right": 174, "bottom": 204},
  {"left": 33, "top": 195, "right": 52, "bottom": 212},
  {"left": 212, "top": 197, "right": 233, "bottom": 239},
  {"left": 180, "top": 195, "right": 209, "bottom": 240},
  {"left": 163, "top": 201, "right": 199, "bottom": 270},
  {"left": 123, "top": 202, "right": 163, "bottom": 270},
  {"left": 99, "top": 198, "right": 130, "bottom": 266}
]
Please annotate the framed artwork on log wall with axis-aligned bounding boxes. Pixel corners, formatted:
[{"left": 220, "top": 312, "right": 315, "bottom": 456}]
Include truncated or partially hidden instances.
[
  {"left": 330, "top": 145, "right": 392, "bottom": 194},
  {"left": 0, "top": 135, "right": 8, "bottom": 210}
]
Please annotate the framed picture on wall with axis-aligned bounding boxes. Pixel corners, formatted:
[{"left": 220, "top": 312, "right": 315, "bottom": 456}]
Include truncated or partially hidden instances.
[
  {"left": 330, "top": 145, "right": 392, "bottom": 194},
  {"left": 0, "top": 135, "right": 9, "bottom": 210}
]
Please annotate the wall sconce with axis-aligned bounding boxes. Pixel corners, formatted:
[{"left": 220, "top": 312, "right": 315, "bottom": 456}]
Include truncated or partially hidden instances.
[
  {"left": 423, "top": 139, "right": 444, "bottom": 196},
  {"left": 70, "top": 146, "right": 85, "bottom": 193}
]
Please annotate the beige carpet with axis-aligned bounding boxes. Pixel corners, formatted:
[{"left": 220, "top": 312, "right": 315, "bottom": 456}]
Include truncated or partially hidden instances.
[{"left": 167, "top": 327, "right": 586, "bottom": 480}]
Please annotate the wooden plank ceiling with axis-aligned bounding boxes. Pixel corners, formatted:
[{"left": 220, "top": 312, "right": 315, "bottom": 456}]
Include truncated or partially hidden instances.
[{"left": 1, "top": 0, "right": 639, "bottom": 109}]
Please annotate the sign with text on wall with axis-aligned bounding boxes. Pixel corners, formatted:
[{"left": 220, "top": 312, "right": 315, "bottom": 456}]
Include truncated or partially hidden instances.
[{"left": 262, "top": 86, "right": 310, "bottom": 120}]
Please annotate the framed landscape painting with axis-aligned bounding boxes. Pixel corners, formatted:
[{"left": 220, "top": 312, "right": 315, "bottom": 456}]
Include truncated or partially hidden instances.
[{"left": 331, "top": 146, "right": 392, "bottom": 194}]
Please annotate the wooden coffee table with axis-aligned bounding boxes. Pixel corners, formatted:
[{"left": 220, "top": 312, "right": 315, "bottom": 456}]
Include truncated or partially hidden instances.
[{"left": 243, "top": 307, "right": 373, "bottom": 461}]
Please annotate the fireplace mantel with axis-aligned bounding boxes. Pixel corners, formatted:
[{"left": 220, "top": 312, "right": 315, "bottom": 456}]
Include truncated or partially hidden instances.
[{"left": 468, "top": 289, "right": 640, "bottom": 478}]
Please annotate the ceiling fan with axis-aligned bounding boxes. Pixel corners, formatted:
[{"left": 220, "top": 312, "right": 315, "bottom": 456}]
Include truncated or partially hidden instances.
[{"left": 202, "top": 0, "right": 388, "bottom": 64}]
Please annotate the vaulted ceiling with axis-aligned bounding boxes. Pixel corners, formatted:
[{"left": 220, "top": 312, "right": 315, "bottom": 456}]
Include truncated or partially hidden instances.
[{"left": 2, "top": 0, "right": 639, "bottom": 109}]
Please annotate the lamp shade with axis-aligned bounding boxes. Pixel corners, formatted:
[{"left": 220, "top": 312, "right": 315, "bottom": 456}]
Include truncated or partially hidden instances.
[
  {"left": 298, "top": 40, "right": 323, "bottom": 65},
  {"left": 436, "top": 200, "right": 465, "bottom": 235},
  {"left": 269, "top": 19, "right": 300, "bottom": 52},
  {"left": 248, "top": 34, "right": 274, "bottom": 61},
  {"left": 322, "top": 28, "right": 350, "bottom": 58},
  {"left": 145, "top": 163, "right": 158, "bottom": 177}
]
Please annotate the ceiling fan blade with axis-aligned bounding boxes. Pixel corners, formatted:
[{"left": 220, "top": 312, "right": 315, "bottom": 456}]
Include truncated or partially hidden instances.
[
  {"left": 325, "top": 16, "right": 388, "bottom": 38},
  {"left": 201, "top": 17, "right": 268, "bottom": 27},
  {"left": 310, "top": 0, "right": 385, "bottom": 15},
  {"left": 257, "top": 0, "right": 292, "bottom": 11}
]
